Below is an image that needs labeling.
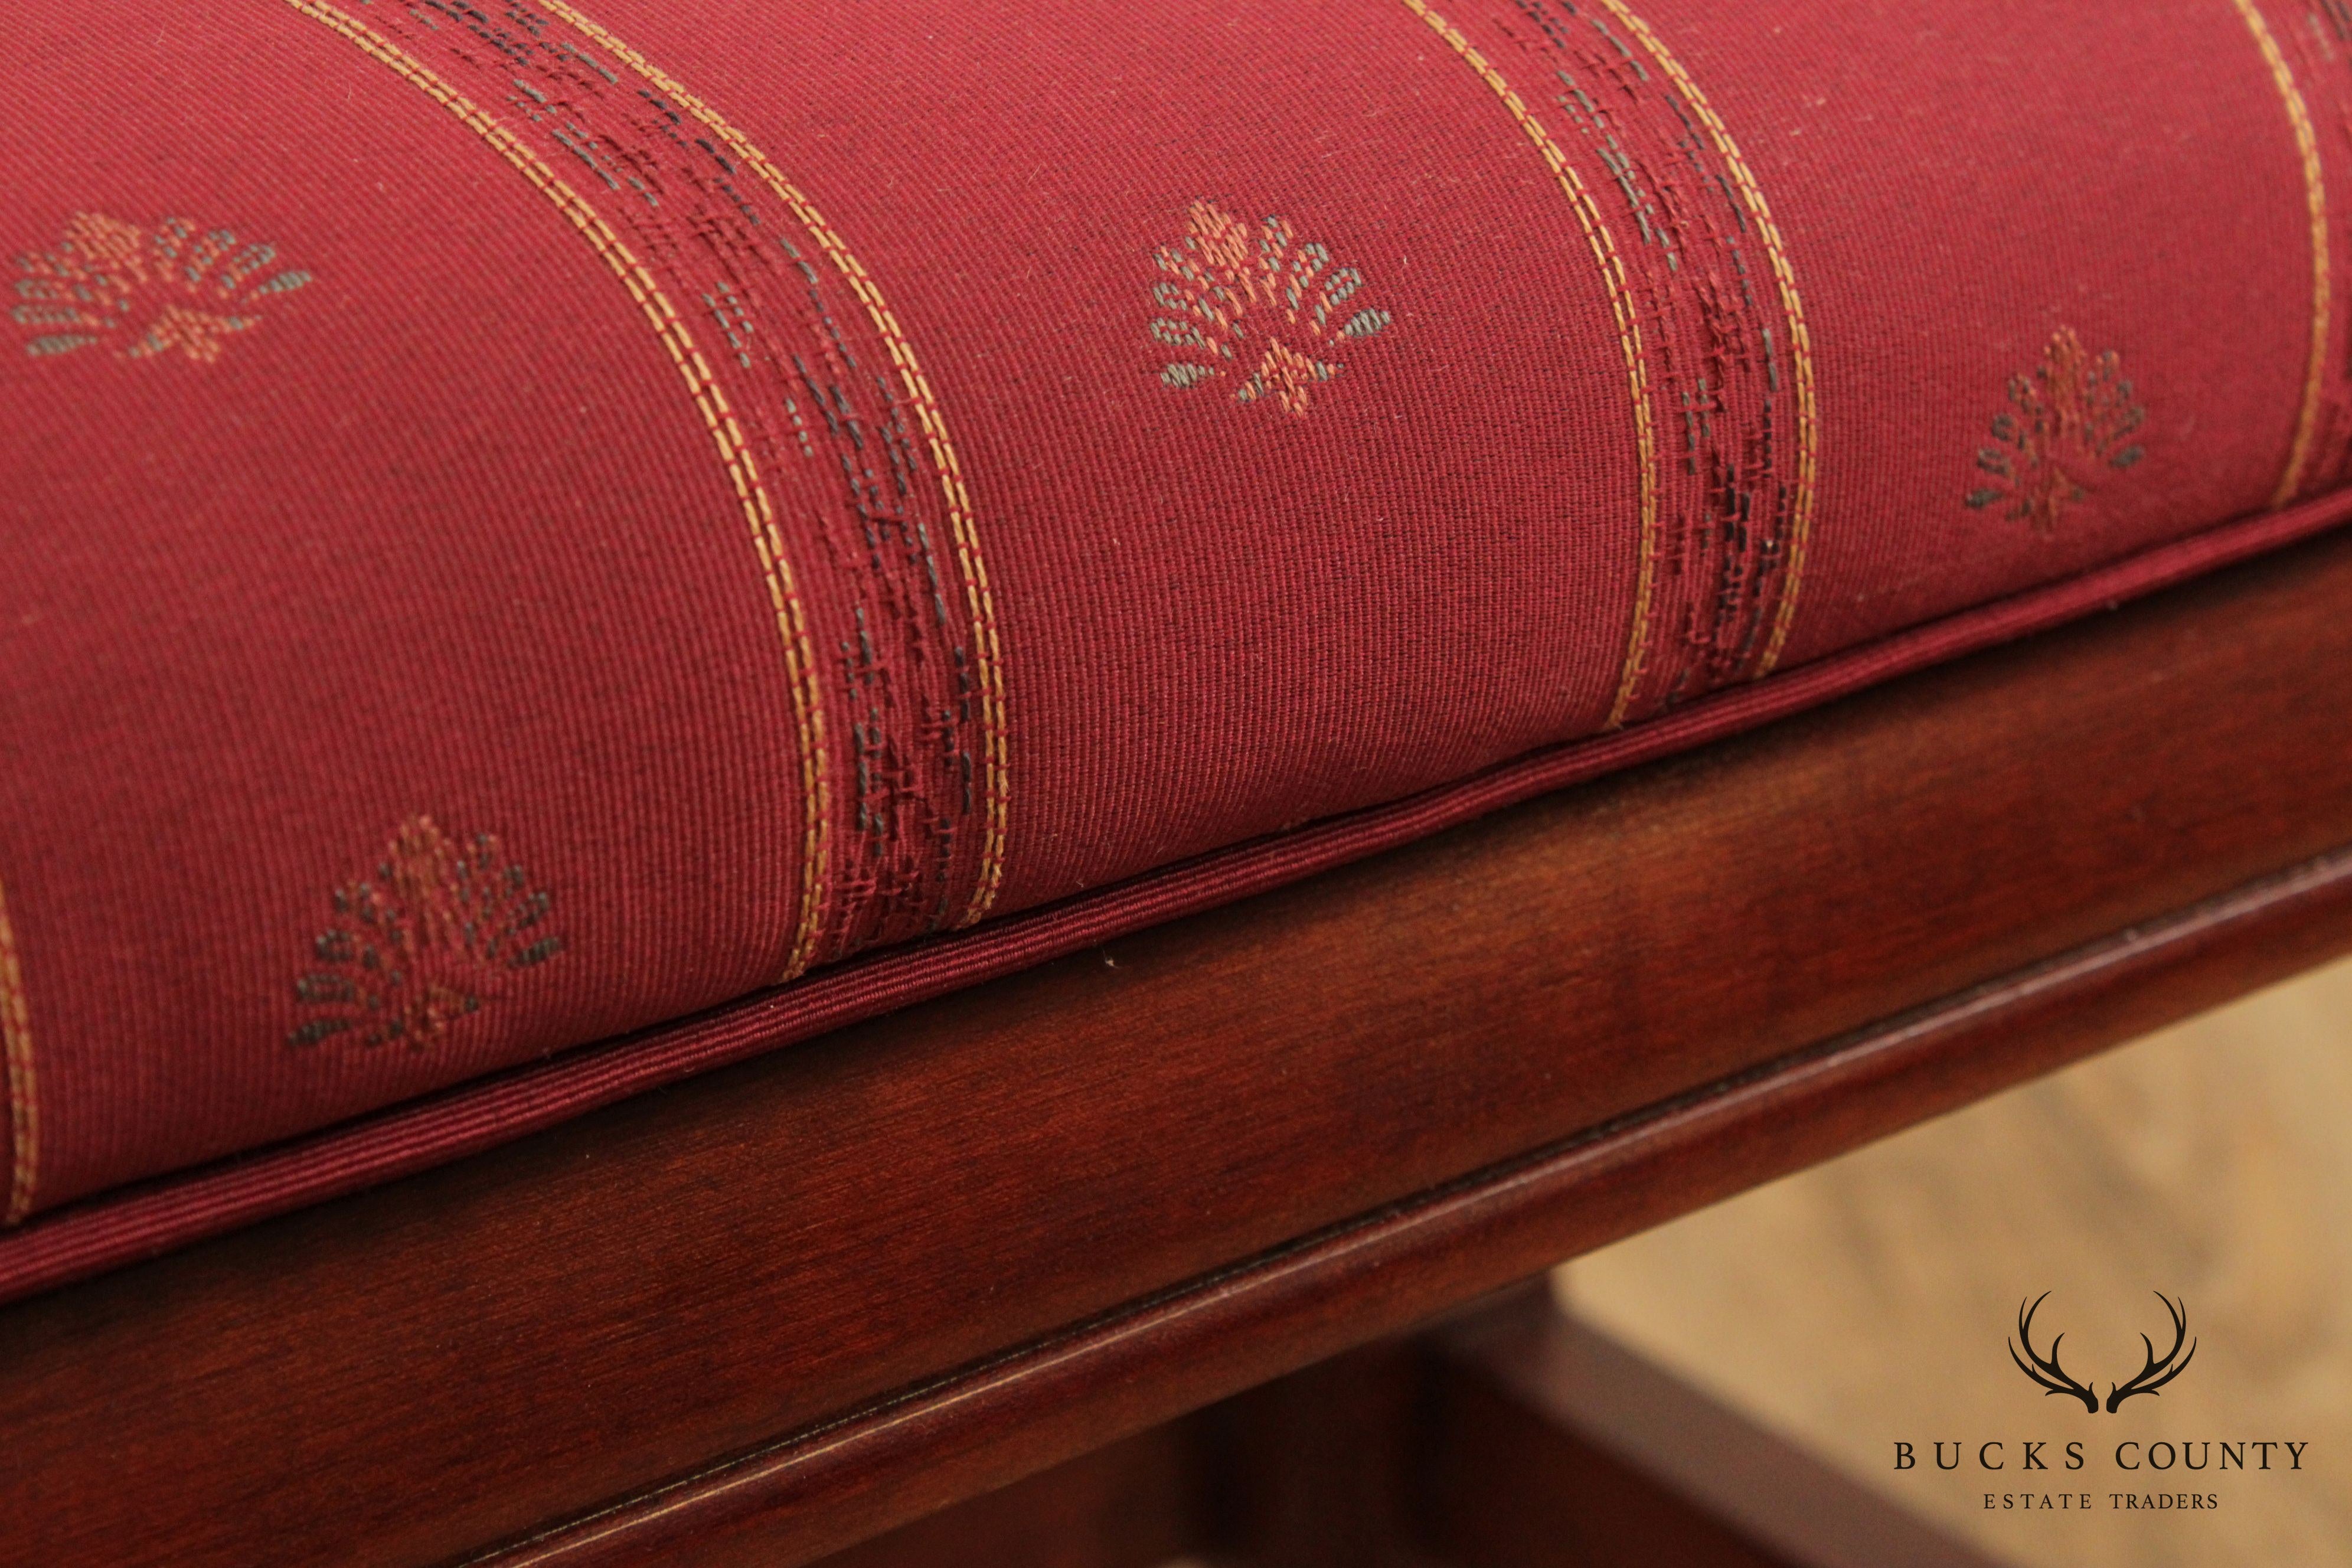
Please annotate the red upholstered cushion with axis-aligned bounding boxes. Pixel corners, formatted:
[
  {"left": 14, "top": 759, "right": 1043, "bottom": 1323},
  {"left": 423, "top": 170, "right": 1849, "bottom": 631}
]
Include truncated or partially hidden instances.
[{"left": 2, "top": 0, "right": 2347, "bottom": 1297}]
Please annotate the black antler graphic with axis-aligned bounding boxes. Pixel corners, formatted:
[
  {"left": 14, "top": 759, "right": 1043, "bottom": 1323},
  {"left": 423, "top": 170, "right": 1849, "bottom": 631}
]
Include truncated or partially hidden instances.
[
  {"left": 2008, "top": 1293, "right": 2099, "bottom": 1414},
  {"left": 2106, "top": 1293, "right": 2196, "bottom": 1413}
]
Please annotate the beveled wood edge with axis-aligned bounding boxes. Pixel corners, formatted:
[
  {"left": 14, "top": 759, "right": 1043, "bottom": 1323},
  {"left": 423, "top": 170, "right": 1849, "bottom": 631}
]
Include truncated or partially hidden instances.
[
  {"left": 805, "top": 1417, "right": 1208, "bottom": 1568},
  {"left": 472, "top": 841, "right": 2352, "bottom": 1566}
]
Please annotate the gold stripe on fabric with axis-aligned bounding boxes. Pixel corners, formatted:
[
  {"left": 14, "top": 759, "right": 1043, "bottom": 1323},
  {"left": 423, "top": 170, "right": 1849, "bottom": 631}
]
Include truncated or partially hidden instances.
[
  {"left": 1397, "top": 0, "right": 1664, "bottom": 730},
  {"left": 276, "top": 0, "right": 835, "bottom": 981},
  {"left": 1588, "top": 0, "right": 1821, "bottom": 680},
  {"left": 2229, "top": 0, "right": 2330, "bottom": 508},
  {"left": 0, "top": 877, "right": 37, "bottom": 1225},
  {"left": 541, "top": 0, "right": 1015, "bottom": 930}
]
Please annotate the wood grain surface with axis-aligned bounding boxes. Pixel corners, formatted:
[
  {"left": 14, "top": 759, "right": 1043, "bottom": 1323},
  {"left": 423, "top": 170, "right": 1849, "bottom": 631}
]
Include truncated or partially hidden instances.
[{"left": 5, "top": 530, "right": 2352, "bottom": 1567}]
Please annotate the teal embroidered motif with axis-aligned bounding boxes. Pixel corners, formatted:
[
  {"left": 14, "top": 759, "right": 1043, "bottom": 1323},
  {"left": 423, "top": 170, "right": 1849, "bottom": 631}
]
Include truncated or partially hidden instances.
[
  {"left": 1149, "top": 200, "right": 1391, "bottom": 417},
  {"left": 12, "top": 213, "right": 311, "bottom": 362},
  {"left": 288, "top": 816, "right": 563, "bottom": 1050},
  {"left": 1968, "top": 328, "right": 2147, "bottom": 533}
]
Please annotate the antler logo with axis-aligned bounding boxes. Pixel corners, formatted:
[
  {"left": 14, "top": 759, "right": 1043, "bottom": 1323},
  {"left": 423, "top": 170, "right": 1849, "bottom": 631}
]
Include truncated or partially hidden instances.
[{"left": 2009, "top": 1292, "right": 2197, "bottom": 1415}]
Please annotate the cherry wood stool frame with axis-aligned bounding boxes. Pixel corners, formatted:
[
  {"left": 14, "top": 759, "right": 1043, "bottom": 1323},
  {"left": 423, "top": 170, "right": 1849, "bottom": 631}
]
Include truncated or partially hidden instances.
[{"left": 8, "top": 527, "right": 2352, "bottom": 1567}]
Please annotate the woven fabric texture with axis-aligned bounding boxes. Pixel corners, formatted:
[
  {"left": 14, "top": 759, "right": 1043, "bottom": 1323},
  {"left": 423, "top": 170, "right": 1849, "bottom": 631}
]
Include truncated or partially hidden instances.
[{"left": 1, "top": 0, "right": 2345, "bottom": 1285}]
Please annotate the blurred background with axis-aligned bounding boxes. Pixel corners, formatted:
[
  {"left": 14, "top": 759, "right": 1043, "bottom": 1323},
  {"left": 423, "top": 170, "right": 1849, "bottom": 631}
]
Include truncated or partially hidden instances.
[{"left": 1558, "top": 952, "right": 2352, "bottom": 1567}]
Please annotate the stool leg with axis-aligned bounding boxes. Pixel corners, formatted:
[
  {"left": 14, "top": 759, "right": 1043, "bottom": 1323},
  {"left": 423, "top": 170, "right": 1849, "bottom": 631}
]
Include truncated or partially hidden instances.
[
  {"left": 1201, "top": 1337, "right": 1443, "bottom": 1568},
  {"left": 1424, "top": 1283, "right": 2003, "bottom": 1568}
]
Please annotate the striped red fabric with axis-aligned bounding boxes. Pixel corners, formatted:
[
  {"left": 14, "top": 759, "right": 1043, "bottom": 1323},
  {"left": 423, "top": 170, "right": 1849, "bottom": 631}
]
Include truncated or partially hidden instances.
[{"left": 1, "top": 0, "right": 2344, "bottom": 1293}]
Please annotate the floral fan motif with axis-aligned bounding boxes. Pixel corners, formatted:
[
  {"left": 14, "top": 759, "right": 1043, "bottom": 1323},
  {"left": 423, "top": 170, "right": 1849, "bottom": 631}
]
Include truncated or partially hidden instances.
[
  {"left": 12, "top": 212, "right": 312, "bottom": 363},
  {"left": 1966, "top": 327, "right": 2147, "bottom": 533},
  {"left": 288, "top": 816, "right": 563, "bottom": 1051},
  {"left": 1148, "top": 200, "right": 1391, "bottom": 417}
]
